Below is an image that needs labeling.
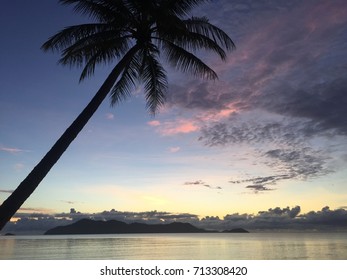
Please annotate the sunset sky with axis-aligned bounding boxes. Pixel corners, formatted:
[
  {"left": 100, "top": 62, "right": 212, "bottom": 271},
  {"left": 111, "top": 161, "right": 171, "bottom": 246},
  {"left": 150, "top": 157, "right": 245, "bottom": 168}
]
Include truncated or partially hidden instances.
[{"left": 1, "top": 0, "right": 347, "bottom": 232}]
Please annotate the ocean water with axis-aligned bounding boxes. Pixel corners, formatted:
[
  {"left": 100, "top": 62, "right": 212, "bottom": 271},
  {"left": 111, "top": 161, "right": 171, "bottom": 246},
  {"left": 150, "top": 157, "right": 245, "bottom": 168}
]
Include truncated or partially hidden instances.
[{"left": 1, "top": 232, "right": 346, "bottom": 260}]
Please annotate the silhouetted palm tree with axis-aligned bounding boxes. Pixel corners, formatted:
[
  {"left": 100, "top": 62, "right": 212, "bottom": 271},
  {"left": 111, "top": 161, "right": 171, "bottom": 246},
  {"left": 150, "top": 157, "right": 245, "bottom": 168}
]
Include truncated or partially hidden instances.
[{"left": 0, "top": 0, "right": 234, "bottom": 230}]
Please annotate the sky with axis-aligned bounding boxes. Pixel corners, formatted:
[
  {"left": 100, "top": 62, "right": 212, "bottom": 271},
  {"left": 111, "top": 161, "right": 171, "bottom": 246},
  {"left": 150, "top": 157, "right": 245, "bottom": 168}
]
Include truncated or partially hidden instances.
[{"left": 1, "top": 0, "right": 347, "bottom": 233}]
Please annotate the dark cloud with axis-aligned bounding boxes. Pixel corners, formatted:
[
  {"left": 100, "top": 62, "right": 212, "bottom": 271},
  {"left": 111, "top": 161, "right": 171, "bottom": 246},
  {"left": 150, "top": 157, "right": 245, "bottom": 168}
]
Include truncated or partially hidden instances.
[
  {"left": 55, "top": 209, "right": 200, "bottom": 225},
  {"left": 263, "top": 148, "right": 331, "bottom": 180},
  {"left": 176, "top": 0, "right": 347, "bottom": 157},
  {"left": 184, "top": 180, "right": 205, "bottom": 185},
  {"left": 258, "top": 206, "right": 301, "bottom": 219},
  {"left": 260, "top": 78, "right": 347, "bottom": 136},
  {"left": 167, "top": 82, "right": 231, "bottom": 111},
  {"left": 0, "top": 190, "right": 13, "bottom": 194},
  {"left": 199, "top": 117, "right": 334, "bottom": 185},
  {"left": 184, "top": 180, "right": 222, "bottom": 190},
  {"left": 245, "top": 185, "right": 275, "bottom": 194},
  {"left": 204, "top": 185, "right": 223, "bottom": 190},
  {"left": 230, "top": 175, "right": 292, "bottom": 193},
  {"left": 200, "top": 206, "right": 347, "bottom": 231},
  {"left": 196, "top": 0, "right": 302, "bottom": 41},
  {"left": 199, "top": 119, "right": 304, "bottom": 147},
  {"left": 18, "top": 207, "right": 52, "bottom": 213},
  {"left": 60, "top": 200, "right": 78, "bottom": 205},
  {"left": 230, "top": 174, "right": 291, "bottom": 185},
  {"left": 303, "top": 206, "right": 347, "bottom": 228}
]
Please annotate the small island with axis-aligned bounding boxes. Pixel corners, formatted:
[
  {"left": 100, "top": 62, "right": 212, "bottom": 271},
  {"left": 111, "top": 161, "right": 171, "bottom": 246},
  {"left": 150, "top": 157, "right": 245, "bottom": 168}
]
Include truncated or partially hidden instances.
[
  {"left": 44, "top": 219, "right": 249, "bottom": 235},
  {"left": 223, "top": 228, "right": 249, "bottom": 233}
]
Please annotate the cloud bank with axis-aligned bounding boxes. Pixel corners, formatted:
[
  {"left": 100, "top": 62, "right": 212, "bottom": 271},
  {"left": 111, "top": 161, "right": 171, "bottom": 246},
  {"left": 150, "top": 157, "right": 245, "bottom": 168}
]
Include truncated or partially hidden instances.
[
  {"left": 2, "top": 206, "right": 347, "bottom": 234},
  {"left": 157, "top": 0, "right": 347, "bottom": 190}
]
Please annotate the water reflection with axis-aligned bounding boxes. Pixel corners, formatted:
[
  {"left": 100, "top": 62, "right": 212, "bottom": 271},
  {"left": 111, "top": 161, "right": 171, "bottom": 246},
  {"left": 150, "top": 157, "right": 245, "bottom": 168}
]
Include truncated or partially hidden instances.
[{"left": 1, "top": 232, "right": 346, "bottom": 260}]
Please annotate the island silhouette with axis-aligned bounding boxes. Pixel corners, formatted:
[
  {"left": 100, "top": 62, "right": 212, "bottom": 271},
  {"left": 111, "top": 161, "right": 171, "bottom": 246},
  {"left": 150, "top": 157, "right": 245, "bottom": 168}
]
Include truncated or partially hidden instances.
[{"left": 44, "top": 219, "right": 249, "bottom": 235}]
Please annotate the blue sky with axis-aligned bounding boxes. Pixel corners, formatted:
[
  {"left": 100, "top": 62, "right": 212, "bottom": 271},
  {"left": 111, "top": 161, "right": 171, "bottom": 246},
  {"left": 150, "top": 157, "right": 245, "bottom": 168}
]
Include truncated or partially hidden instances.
[{"left": 1, "top": 0, "right": 347, "bottom": 232}]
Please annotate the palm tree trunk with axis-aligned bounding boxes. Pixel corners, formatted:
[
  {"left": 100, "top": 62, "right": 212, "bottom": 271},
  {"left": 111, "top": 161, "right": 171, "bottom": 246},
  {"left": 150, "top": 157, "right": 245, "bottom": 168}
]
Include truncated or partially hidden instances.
[{"left": 0, "top": 46, "right": 140, "bottom": 231}]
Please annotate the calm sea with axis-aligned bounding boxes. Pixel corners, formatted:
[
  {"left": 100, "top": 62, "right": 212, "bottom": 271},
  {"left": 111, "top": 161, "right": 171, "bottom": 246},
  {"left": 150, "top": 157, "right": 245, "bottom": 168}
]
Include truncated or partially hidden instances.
[{"left": 1, "top": 232, "right": 346, "bottom": 260}]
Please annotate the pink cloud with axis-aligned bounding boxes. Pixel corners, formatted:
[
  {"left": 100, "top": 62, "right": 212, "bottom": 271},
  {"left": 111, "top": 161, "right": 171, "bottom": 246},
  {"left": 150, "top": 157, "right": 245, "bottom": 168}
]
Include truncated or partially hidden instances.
[
  {"left": 198, "top": 106, "right": 237, "bottom": 123},
  {"left": 168, "top": 146, "right": 180, "bottom": 153},
  {"left": 148, "top": 117, "right": 200, "bottom": 136},
  {"left": 0, "top": 146, "right": 28, "bottom": 154},
  {"left": 160, "top": 119, "right": 199, "bottom": 136},
  {"left": 14, "top": 163, "right": 25, "bottom": 171},
  {"left": 105, "top": 113, "right": 114, "bottom": 120},
  {"left": 147, "top": 120, "right": 161, "bottom": 127},
  {"left": 149, "top": 106, "right": 237, "bottom": 137}
]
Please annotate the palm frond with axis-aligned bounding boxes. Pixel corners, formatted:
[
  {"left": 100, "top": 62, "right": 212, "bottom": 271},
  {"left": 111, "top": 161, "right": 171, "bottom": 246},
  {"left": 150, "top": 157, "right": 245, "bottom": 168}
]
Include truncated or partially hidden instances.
[
  {"left": 42, "top": 23, "right": 132, "bottom": 78},
  {"left": 162, "top": 0, "right": 211, "bottom": 16},
  {"left": 41, "top": 23, "right": 112, "bottom": 52},
  {"left": 78, "top": 46, "right": 124, "bottom": 81},
  {"left": 60, "top": 34, "right": 131, "bottom": 68},
  {"left": 184, "top": 16, "right": 236, "bottom": 51},
  {"left": 163, "top": 41, "right": 218, "bottom": 80},
  {"left": 110, "top": 51, "right": 141, "bottom": 105},
  {"left": 140, "top": 50, "right": 168, "bottom": 114},
  {"left": 161, "top": 31, "right": 228, "bottom": 61},
  {"left": 59, "top": 0, "right": 130, "bottom": 22}
]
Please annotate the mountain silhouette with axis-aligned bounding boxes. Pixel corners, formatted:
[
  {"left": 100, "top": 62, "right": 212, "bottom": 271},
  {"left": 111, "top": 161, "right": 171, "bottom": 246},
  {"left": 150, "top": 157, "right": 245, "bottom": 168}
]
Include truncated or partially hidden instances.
[{"left": 45, "top": 219, "right": 209, "bottom": 235}]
